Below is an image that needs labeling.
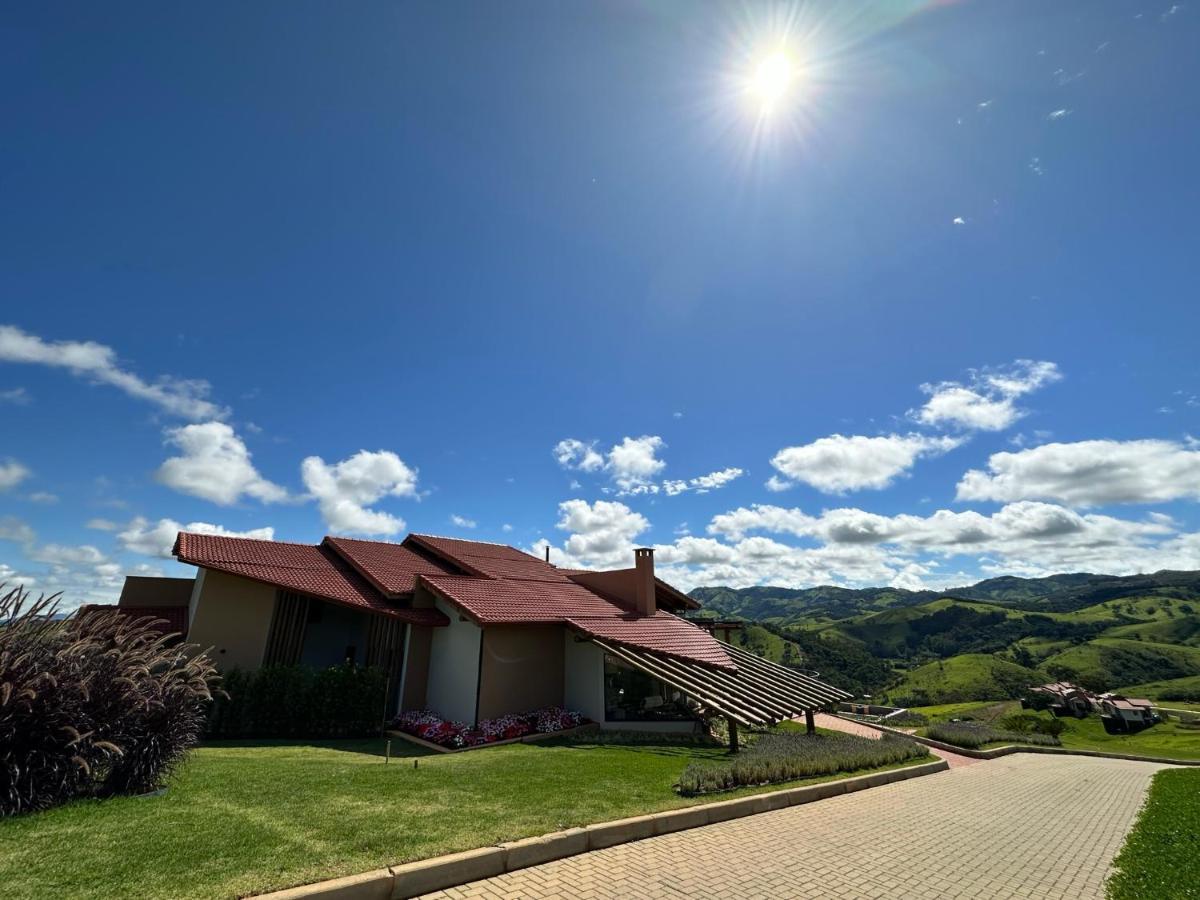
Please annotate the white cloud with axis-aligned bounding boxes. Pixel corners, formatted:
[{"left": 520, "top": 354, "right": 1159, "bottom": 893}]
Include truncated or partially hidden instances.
[
  {"left": 86, "top": 518, "right": 121, "bottom": 531},
  {"left": 607, "top": 436, "right": 667, "bottom": 490},
  {"left": 663, "top": 467, "right": 745, "bottom": 497},
  {"left": 1047, "top": 108, "right": 1072, "bottom": 120},
  {"left": 118, "top": 516, "right": 275, "bottom": 559},
  {"left": 300, "top": 450, "right": 418, "bottom": 536},
  {"left": 957, "top": 439, "right": 1200, "bottom": 506},
  {"left": 912, "top": 360, "right": 1061, "bottom": 431},
  {"left": 156, "top": 422, "right": 289, "bottom": 506},
  {"left": 0, "top": 387, "right": 30, "bottom": 405},
  {"left": 0, "top": 459, "right": 31, "bottom": 491},
  {"left": 0, "top": 324, "right": 226, "bottom": 420},
  {"left": 769, "top": 433, "right": 963, "bottom": 494},
  {"left": 501, "top": 523, "right": 513, "bottom": 533},
  {"left": 952, "top": 216, "right": 966, "bottom": 225},
  {"left": 553, "top": 439, "right": 605, "bottom": 472},
  {"left": 27, "top": 492, "right": 58, "bottom": 504},
  {"left": 450, "top": 514, "right": 477, "bottom": 529},
  {"left": 539, "top": 499, "right": 650, "bottom": 569}
]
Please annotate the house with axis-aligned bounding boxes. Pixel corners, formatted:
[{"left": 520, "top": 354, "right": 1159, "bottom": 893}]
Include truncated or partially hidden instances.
[
  {"left": 1096, "top": 693, "right": 1157, "bottom": 733},
  {"left": 101, "top": 532, "right": 849, "bottom": 739},
  {"left": 1026, "top": 681, "right": 1096, "bottom": 718}
]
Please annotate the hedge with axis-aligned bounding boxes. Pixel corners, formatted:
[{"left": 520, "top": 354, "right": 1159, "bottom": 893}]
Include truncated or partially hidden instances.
[{"left": 206, "top": 665, "right": 388, "bottom": 739}]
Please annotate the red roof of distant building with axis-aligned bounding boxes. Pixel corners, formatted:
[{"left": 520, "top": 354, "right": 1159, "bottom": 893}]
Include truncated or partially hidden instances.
[{"left": 173, "top": 533, "right": 448, "bottom": 626}]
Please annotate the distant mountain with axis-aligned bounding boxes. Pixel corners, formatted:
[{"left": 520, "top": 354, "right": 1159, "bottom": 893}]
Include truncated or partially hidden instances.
[
  {"left": 696, "top": 571, "right": 1200, "bottom": 704},
  {"left": 690, "top": 570, "right": 1200, "bottom": 623}
]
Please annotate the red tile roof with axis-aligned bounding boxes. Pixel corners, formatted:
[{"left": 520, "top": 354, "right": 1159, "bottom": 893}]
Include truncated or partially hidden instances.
[
  {"left": 406, "top": 534, "right": 570, "bottom": 583},
  {"left": 173, "top": 533, "right": 448, "bottom": 626},
  {"left": 175, "top": 531, "right": 722, "bottom": 666},
  {"left": 323, "top": 536, "right": 459, "bottom": 596},
  {"left": 419, "top": 573, "right": 733, "bottom": 669},
  {"left": 567, "top": 614, "right": 734, "bottom": 670},
  {"left": 419, "top": 574, "right": 625, "bottom": 622}
]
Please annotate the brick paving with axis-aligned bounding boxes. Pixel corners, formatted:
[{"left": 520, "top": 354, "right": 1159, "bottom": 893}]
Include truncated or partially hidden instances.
[{"left": 418, "top": 754, "right": 1165, "bottom": 899}]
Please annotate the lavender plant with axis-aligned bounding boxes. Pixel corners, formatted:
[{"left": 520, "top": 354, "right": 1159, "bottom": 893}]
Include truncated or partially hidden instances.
[{"left": 677, "top": 731, "right": 927, "bottom": 796}]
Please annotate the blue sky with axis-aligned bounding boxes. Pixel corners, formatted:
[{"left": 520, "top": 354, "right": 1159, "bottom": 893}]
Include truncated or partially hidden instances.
[{"left": 2, "top": 1, "right": 1199, "bottom": 607}]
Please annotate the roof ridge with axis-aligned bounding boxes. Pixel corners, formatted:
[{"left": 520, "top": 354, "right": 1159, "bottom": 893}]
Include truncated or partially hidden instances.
[
  {"left": 179, "top": 531, "right": 317, "bottom": 549},
  {"left": 409, "top": 533, "right": 517, "bottom": 549}
]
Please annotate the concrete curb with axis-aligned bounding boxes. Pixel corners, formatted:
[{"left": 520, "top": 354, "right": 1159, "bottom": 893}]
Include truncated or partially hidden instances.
[
  {"left": 255, "top": 758, "right": 948, "bottom": 900},
  {"left": 839, "top": 715, "right": 1200, "bottom": 766}
]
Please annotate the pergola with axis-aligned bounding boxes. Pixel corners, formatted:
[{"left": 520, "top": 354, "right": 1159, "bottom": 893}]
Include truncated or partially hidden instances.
[{"left": 589, "top": 636, "right": 852, "bottom": 749}]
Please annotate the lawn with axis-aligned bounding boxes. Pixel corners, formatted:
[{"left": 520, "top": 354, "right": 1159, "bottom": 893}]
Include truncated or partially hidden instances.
[
  {"left": 1055, "top": 715, "right": 1200, "bottom": 761},
  {"left": 913, "top": 708, "right": 1200, "bottom": 761},
  {"left": 1106, "top": 768, "right": 1200, "bottom": 899},
  {"left": 0, "top": 734, "right": 930, "bottom": 900},
  {"left": 910, "top": 699, "right": 1019, "bottom": 723}
]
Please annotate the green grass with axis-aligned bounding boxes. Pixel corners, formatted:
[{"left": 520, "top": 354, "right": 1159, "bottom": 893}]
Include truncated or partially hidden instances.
[
  {"left": 887, "top": 654, "right": 1044, "bottom": 705},
  {"left": 1053, "top": 715, "right": 1200, "bottom": 761},
  {"left": 1106, "top": 769, "right": 1200, "bottom": 899},
  {"left": 1120, "top": 674, "right": 1200, "bottom": 704},
  {"left": 0, "top": 735, "right": 928, "bottom": 899},
  {"left": 909, "top": 700, "right": 1019, "bottom": 723}
]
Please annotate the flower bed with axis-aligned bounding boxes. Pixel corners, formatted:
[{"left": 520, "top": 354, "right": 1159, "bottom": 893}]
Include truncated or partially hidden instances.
[{"left": 391, "top": 707, "right": 584, "bottom": 750}]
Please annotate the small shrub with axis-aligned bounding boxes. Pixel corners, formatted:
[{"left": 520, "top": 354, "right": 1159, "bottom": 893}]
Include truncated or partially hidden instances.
[
  {"left": 926, "top": 721, "right": 1060, "bottom": 749},
  {"left": 0, "top": 588, "right": 218, "bottom": 816},
  {"left": 999, "top": 713, "right": 1066, "bottom": 737},
  {"left": 676, "top": 732, "right": 927, "bottom": 796},
  {"left": 205, "top": 665, "right": 387, "bottom": 739}
]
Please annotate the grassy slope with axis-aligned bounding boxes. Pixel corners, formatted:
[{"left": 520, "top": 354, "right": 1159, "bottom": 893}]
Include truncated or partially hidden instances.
[
  {"left": 1053, "top": 715, "right": 1200, "bottom": 761},
  {"left": 909, "top": 700, "right": 1020, "bottom": 723},
  {"left": 1106, "top": 769, "right": 1200, "bottom": 900},
  {"left": 0, "top": 736, "right": 928, "bottom": 900},
  {"left": 887, "top": 654, "right": 1044, "bottom": 704},
  {"left": 1041, "top": 638, "right": 1200, "bottom": 685}
]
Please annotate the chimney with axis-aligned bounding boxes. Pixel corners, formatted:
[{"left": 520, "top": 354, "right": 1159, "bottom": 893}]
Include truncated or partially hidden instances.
[{"left": 634, "top": 547, "right": 656, "bottom": 616}]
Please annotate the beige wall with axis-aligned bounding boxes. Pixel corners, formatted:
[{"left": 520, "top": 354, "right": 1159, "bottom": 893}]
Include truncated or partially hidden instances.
[
  {"left": 563, "top": 633, "right": 605, "bottom": 723},
  {"left": 187, "top": 568, "right": 276, "bottom": 671},
  {"left": 477, "top": 625, "right": 565, "bottom": 721},
  {"left": 118, "top": 575, "right": 194, "bottom": 608},
  {"left": 425, "top": 595, "right": 482, "bottom": 724}
]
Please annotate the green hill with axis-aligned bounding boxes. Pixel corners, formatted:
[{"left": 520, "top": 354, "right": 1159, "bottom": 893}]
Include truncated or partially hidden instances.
[
  {"left": 690, "top": 570, "right": 1200, "bottom": 703},
  {"left": 1040, "top": 639, "right": 1200, "bottom": 691},
  {"left": 886, "top": 654, "right": 1045, "bottom": 705}
]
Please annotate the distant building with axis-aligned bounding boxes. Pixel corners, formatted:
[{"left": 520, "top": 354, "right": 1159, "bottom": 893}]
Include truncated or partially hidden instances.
[
  {"left": 1096, "top": 693, "right": 1157, "bottom": 733},
  {"left": 1026, "top": 681, "right": 1095, "bottom": 718}
]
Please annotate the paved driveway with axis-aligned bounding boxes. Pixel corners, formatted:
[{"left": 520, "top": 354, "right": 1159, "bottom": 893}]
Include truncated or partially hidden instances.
[{"left": 419, "top": 754, "right": 1164, "bottom": 899}]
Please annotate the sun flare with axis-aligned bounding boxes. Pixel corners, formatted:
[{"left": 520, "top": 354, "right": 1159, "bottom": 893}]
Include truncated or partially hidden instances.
[{"left": 750, "top": 50, "right": 797, "bottom": 113}]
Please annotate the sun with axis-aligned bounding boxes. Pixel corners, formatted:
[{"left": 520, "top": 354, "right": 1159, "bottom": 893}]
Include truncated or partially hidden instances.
[{"left": 749, "top": 50, "right": 797, "bottom": 114}]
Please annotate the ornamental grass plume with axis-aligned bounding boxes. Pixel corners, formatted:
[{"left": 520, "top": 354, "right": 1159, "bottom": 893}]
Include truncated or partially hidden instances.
[{"left": 0, "top": 586, "right": 219, "bottom": 816}]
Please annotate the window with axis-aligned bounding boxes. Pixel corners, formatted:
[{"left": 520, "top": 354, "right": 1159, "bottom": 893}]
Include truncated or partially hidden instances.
[{"left": 603, "top": 655, "right": 697, "bottom": 722}]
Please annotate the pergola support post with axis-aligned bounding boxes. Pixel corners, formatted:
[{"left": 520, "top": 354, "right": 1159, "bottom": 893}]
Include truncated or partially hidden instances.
[
  {"left": 805, "top": 708, "right": 815, "bottom": 735},
  {"left": 727, "top": 716, "right": 739, "bottom": 752}
]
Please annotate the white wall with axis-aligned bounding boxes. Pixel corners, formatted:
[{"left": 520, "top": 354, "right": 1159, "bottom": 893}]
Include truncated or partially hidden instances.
[
  {"left": 425, "top": 596, "right": 482, "bottom": 724},
  {"left": 563, "top": 634, "right": 605, "bottom": 724},
  {"left": 187, "top": 568, "right": 205, "bottom": 630}
]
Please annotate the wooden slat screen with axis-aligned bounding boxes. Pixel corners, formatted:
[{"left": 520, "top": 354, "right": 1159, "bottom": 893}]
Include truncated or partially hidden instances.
[
  {"left": 365, "top": 613, "right": 403, "bottom": 671},
  {"left": 263, "top": 590, "right": 309, "bottom": 667}
]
